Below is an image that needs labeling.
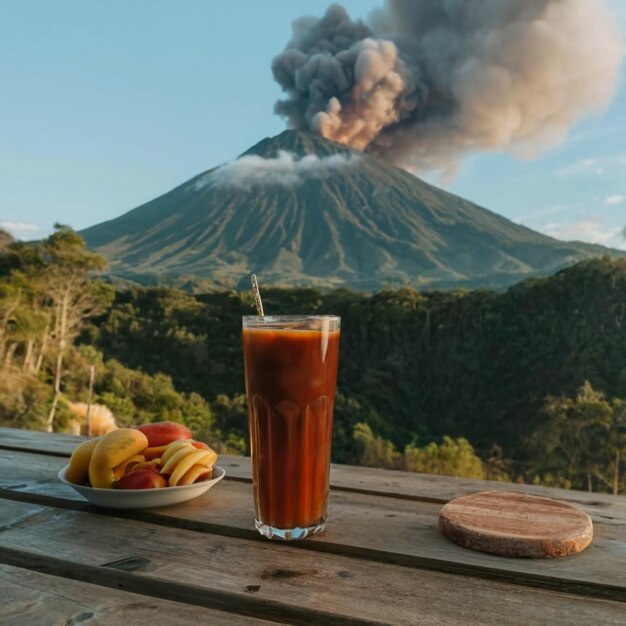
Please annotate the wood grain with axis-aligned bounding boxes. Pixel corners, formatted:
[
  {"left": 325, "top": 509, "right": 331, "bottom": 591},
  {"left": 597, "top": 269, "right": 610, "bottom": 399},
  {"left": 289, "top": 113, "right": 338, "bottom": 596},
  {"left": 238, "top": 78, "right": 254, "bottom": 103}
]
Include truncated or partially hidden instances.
[
  {"left": 2, "top": 500, "right": 626, "bottom": 626},
  {"left": 439, "top": 491, "right": 593, "bottom": 558},
  {"left": 0, "top": 448, "right": 625, "bottom": 601},
  {"left": 3, "top": 427, "right": 626, "bottom": 625},
  {"left": 3, "top": 427, "right": 624, "bottom": 508},
  {"left": 0, "top": 563, "right": 273, "bottom": 626}
]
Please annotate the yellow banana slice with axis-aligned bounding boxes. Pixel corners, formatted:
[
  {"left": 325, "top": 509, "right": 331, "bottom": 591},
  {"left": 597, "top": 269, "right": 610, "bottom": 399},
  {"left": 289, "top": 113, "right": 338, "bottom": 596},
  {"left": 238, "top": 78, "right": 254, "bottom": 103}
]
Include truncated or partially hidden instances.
[
  {"left": 169, "top": 450, "right": 214, "bottom": 486},
  {"left": 179, "top": 463, "right": 213, "bottom": 486},
  {"left": 161, "top": 445, "right": 197, "bottom": 474},
  {"left": 161, "top": 440, "right": 194, "bottom": 465}
]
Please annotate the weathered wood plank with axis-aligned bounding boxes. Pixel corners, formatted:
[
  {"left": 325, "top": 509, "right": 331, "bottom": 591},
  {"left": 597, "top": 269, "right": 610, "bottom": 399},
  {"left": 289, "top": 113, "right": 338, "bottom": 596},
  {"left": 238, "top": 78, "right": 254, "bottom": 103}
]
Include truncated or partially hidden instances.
[
  {"left": 4, "top": 446, "right": 625, "bottom": 529},
  {"left": 1, "top": 499, "right": 625, "bottom": 626},
  {"left": 0, "top": 427, "right": 82, "bottom": 457},
  {"left": 0, "top": 563, "right": 274, "bottom": 626},
  {"left": 2, "top": 426, "right": 625, "bottom": 508},
  {"left": 1, "top": 449, "right": 626, "bottom": 600}
]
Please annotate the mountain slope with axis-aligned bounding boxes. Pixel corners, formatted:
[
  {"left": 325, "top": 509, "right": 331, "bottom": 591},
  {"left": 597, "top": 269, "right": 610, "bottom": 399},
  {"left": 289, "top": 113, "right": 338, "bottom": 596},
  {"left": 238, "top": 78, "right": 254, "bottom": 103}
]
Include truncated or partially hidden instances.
[{"left": 81, "top": 130, "right": 622, "bottom": 290}]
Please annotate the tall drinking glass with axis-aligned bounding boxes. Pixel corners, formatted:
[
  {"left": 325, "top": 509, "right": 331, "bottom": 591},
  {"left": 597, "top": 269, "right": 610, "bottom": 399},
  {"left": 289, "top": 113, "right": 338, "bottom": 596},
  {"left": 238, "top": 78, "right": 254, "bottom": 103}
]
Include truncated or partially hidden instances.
[{"left": 242, "top": 315, "right": 341, "bottom": 540}]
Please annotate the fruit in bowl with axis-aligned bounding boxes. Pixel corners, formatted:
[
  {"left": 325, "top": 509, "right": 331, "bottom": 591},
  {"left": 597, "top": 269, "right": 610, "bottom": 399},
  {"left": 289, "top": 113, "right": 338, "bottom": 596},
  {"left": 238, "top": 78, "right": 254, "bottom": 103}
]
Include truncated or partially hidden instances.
[
  {"left": 160, "top": 439, "right": 218, "bottom": 486},
  {"left": 59, "top": 421, "right": 225, "bottom": 509},
  {"left": 136, "top": 421, "right": 193, "bottom": 448},
  {"left": 116, "top": 466, "right": 168, "bottom": 490},
  {"left": 64, "top": 421, "right": 218, "bottom": 490}
]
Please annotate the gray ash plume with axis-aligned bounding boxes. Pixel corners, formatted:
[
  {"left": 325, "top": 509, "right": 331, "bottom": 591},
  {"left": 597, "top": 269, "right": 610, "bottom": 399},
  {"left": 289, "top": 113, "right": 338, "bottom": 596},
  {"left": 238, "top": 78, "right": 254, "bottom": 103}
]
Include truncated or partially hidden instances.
[{"left": 272, "top": 1, "right": 624, "bottom": 177}]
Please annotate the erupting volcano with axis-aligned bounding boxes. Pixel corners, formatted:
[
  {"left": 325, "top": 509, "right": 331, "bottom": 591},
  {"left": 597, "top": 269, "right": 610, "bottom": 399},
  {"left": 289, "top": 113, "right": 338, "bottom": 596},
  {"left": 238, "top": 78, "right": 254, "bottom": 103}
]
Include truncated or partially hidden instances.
[
  {"left": 81, "top": 1, "right": 625, "bottom": 289},
  {"left": 81, "top": 130, "right": 624, "bottom": 290}
]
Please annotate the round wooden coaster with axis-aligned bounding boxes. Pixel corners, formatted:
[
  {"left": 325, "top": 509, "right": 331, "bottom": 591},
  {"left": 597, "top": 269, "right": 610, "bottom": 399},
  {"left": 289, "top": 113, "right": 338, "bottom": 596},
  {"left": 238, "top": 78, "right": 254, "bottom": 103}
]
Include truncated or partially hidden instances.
[{"left": 439, "top": 491, "right": 593, "bottom": 558}]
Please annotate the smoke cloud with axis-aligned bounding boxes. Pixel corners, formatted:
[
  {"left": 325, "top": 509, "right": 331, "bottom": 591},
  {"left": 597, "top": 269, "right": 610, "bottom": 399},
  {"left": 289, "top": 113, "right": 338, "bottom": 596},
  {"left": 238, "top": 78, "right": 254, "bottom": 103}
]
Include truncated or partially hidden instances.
[
  {"left": 195, "top": 151, "right": 360, "bottom": 190},
  {"left": 272, "top": 1, "right": 624, "bottom": 177}
]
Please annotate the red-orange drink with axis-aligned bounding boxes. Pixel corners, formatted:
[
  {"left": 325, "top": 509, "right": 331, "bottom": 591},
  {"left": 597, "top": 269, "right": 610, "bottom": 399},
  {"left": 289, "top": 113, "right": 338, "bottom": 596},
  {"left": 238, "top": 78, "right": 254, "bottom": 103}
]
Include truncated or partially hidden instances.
[{"left": 242, "top": 315, "right": 340, "bottom": 540}]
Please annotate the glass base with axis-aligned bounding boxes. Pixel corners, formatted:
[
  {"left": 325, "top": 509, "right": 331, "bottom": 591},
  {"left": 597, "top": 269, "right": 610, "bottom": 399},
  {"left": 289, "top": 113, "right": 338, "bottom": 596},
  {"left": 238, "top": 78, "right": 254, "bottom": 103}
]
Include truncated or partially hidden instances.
[{"left": 255, "top": 519, "right": 326, "bottom": 540}]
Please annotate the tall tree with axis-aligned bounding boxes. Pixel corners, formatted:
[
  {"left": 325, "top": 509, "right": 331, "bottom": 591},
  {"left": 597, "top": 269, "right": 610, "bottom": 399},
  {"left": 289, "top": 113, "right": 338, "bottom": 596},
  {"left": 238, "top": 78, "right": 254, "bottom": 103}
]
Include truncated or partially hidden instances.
[
  {"left": 603, "top": 399, "right": 626, "bottom": 495},
  {"left": 41, "top": 226, "right": 113, "bottom": 431},
  {"left": 0, "top": 279, "right": 21, "bottom": 365},
  {"left": 531, "top": 382, "right": 614, "bottom": 491},
  {"left": 0, "top": 238, "right": 49, "bottom": 375}
]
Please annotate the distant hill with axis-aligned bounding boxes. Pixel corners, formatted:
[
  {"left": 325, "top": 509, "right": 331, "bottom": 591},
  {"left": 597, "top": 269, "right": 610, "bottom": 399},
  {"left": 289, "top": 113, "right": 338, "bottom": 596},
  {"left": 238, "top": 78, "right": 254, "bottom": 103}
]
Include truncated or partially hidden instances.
[{"left": 81, "top": 130, "right": 624, "bottom": 290}]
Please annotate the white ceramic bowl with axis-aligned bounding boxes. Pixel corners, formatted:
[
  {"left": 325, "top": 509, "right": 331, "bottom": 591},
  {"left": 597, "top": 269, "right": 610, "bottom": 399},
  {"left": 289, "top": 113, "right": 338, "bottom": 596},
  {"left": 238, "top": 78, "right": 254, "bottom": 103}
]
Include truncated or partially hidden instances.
[{"left": 58, "top": 465, "right": 225, "bottom": 509}]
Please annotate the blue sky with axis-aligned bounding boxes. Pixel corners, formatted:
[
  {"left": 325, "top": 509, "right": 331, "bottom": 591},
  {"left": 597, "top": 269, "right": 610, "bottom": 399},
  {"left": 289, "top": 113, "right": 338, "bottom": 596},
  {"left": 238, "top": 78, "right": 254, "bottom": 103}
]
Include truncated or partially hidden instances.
[{"left": 1, "top": 0, "right": 625, "bottom": 250}]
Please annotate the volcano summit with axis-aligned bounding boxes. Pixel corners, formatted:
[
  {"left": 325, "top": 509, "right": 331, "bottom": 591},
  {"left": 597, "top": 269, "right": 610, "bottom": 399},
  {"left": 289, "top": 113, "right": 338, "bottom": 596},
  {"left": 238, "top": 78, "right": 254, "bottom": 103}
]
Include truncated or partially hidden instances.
[{"left": 81, "top": 131, "right": 619, "bottom": 290}]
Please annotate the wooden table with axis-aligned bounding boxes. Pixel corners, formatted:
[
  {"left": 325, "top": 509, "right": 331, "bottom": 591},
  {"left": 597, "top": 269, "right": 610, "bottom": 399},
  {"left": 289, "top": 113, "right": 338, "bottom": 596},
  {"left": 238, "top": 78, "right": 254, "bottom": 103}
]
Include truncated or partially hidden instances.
[{"left": 1, "top": 426, "right": 625, "bottom": 625}]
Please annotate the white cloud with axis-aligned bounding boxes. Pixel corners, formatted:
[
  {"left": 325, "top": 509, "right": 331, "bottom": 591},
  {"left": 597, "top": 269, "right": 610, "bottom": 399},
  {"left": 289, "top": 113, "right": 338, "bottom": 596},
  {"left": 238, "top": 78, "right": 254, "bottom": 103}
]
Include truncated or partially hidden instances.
[
  {"left": 542, "top": 216, "right": 626, "bottom": 249},
  {"left": 605, "top": 194, "right": 625, "bottom": 205},
  {"left": 556, "top": 158, "right": 598, "bottom": 177},
  {"left": 526, "top": 204, "right": 571, "bottom": 220},
  {"left": 0, "top": 220, "right": 43, "bottom": 240},
  {"left": 193, "top": 150, "right": 360, "bottom": 190},
  {"left": 556, "top": 154, "right": 626, "bottom": 178}
]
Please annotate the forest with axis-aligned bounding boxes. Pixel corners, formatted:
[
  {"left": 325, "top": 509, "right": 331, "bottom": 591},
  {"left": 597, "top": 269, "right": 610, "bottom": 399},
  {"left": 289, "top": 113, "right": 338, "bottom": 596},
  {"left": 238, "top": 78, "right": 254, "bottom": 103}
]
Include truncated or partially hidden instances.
[{"left": 2, "top": 226, "right": 626, "bottom": 494}]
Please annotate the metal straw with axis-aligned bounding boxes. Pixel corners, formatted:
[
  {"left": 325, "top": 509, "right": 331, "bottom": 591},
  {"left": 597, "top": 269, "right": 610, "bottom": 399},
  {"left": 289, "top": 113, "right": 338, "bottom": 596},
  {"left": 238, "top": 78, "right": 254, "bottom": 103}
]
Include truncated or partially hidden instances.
[{"left": 250, "top": 273, "right": 264, "bottom": 316}]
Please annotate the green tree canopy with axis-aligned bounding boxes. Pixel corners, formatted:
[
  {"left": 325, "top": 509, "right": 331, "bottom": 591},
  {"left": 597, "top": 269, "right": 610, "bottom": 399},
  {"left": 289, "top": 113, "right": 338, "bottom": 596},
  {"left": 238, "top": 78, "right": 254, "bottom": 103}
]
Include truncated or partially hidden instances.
[
  {"left": 529, "top": 381, "right": 624, "bottom": 492},
  {"left": 404, "top": 436, "right": 485, "bottom": 479}
]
